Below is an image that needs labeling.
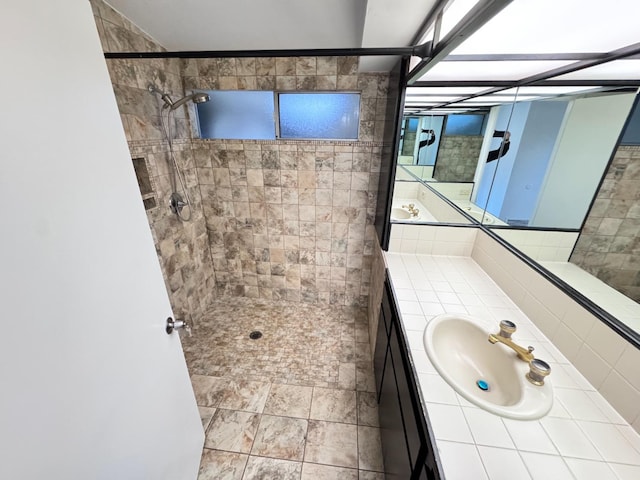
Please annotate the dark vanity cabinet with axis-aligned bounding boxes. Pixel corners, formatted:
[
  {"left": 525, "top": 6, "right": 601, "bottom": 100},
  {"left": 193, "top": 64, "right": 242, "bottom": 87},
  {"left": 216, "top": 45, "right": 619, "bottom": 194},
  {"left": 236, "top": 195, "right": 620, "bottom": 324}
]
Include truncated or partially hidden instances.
[{"left": 375, "top": 273, "right": 443, "bottom": 480}]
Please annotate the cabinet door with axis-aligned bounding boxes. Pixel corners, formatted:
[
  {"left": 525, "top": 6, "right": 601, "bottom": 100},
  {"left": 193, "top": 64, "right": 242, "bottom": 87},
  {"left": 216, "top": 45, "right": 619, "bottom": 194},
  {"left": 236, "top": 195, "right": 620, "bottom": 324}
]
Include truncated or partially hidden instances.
[
  {"left": 379, "top": 322, "right": 412, "bottom": 479},
  {"left": 374, "top": 303, "right": 389, "bottom": 400},
  {"left": 390, "top": 313, "right": 423, "bottom": 472}
]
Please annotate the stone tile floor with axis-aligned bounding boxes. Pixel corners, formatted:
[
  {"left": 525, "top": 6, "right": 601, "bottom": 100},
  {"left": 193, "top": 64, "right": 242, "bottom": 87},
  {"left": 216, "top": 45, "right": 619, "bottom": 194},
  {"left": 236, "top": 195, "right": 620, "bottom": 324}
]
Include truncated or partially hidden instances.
[{"left": 183, "top": 298, "right": 384, "bottom": 479}]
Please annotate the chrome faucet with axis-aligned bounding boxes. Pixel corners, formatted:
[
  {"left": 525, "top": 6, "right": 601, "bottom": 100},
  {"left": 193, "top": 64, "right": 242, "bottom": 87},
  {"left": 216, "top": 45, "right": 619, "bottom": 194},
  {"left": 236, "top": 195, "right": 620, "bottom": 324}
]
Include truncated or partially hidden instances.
[
  {"left": 488, "top": 320, "right": 535, "bottom": 362},
  {"left": 402, "top": 203, "right": 420, "bottom": 217}
]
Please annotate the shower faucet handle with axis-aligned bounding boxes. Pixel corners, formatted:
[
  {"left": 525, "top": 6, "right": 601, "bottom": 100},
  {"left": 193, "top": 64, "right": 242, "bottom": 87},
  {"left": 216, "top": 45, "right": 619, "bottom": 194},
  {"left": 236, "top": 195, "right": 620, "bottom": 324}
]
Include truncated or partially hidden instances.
[{"left": 166, "top": 317, "right": 192, "bottom": 336}]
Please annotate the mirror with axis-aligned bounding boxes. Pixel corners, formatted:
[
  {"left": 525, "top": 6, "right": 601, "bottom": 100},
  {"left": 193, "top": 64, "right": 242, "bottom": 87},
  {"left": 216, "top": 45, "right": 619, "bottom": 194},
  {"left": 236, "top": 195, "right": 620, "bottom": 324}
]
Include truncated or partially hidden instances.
[
  {"left": 393, "top": 83, "right": 640, "bottom": 337},
  {"left": 393, "top": 88, "right": 518, "bottom": 224}
]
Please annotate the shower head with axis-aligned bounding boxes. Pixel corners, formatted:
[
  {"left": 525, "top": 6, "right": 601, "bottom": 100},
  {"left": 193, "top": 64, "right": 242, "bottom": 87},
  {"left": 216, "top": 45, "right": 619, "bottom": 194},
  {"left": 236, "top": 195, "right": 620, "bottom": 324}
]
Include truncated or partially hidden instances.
[
  {"left": 148, "top": 84, "right": 210, "bottom": 110},
  {"left": 168, "top": 92, "right": 211, "bottom": 111}
]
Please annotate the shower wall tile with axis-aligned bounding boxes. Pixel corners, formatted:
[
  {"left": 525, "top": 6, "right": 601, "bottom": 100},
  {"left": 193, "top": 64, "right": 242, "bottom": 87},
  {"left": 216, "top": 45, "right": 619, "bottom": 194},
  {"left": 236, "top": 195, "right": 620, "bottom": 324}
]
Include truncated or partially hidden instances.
[
  {"left": 93, "top": 0, "right": 392, "bottom": 308},
  {"left": 92, "top": 0, "right": 216, "bottom": 321},
  {"left": 433, "top": 135, "right": 484, "bottom": 182},
  {"left": 191, "top": 140, "right": 384, "bottom": 306},
  {"left": 185, "top": 57, "right": 390, "bottom": 306},
  {"left": 571, "top": 146, "right": 640, "bottom": 302}
]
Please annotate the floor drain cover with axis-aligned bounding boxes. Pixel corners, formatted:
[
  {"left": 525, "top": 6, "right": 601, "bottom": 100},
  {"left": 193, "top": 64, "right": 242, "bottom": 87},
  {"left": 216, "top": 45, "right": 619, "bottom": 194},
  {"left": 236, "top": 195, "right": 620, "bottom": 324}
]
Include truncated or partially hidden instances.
[{"left": 249, "top": 331, "right": 263, "bottom": 340}]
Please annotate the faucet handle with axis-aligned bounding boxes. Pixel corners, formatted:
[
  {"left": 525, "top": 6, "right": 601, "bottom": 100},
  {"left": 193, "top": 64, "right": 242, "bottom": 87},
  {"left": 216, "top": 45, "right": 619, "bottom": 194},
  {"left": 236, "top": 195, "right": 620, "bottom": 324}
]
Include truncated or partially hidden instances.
[
  {"left": 498, "top": 320, "right": 516, "bottom": 338},
  {"left": 526, "top": 358, "right": 551, "bottom": 386}
]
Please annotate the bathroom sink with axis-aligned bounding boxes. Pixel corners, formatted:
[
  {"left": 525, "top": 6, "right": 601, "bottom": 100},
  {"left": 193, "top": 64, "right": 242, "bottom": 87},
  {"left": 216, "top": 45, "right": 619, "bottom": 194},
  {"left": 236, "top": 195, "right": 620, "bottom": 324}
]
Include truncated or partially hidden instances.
[
  {"left": 391, "top": 207, "right": 412, "bottom": 220},
  {"left": 464, "top": 206, "right": 494, "bottom": 224},
  {"left": 423, "top": 314, "right": 552, "bottom": 420}
]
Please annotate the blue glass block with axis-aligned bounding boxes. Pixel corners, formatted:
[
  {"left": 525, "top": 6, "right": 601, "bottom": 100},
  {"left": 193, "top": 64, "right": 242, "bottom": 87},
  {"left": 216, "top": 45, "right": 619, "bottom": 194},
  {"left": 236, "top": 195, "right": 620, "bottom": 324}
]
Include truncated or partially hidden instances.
[
  {"left": 196, "top": 91, "right": 276, "bottom": 140},
  {"left": 444, "top": 114, "right": 487, "bottom": 135},
  {"left": 279, "top": 93, "right": 360, "bottom": 139}
]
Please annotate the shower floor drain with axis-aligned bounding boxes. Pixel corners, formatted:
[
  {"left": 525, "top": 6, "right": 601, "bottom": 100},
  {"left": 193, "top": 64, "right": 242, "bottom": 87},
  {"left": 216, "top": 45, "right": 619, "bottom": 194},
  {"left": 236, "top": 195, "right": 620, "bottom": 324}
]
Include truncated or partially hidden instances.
[{"left": 249, "top": 331, "right": 263, "bottom": 340}]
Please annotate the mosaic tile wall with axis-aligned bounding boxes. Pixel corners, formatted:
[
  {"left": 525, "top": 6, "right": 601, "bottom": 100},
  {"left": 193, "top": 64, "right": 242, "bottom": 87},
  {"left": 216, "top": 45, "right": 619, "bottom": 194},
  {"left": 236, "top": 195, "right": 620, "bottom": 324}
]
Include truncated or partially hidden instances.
[
  {"left": 185, "top": 58, "right": 391, "bottom": 306},
  {"left": 433, "top": 135, "right": 484, "bottom": 182},
  {"left": 571, "top": 145, "right": 640, "bottom": 302},
  {"left": 91, "top": 0, "right": 216, "bottom": 320}
]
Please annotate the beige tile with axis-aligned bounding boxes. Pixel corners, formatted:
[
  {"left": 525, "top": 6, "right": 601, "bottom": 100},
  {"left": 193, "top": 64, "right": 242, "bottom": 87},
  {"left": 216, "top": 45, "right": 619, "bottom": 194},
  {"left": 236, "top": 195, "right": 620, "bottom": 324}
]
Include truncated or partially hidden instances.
[
  {"left": 356, "top": 362, "right": 376, "bottom": 392},
  {"left": 199, "top": 406, "right": 217, "bottom": 431},
  {"left": 198, "top": 449, "right": 247, "bottom": 480},
  {"left": 192, "top": 375, "right": 228, "bottom": 407},
  {"left": 304, "top": 420, "right": 358, "bottom": 468},
  {"left": 585, "top": 321, "right": 627, "bottom": 366},
  {"left": 204, "top": 409, "right": 260, "bottom": 453},
  {"left": 573, "top": 344, "right": 611, "bottom": 389},
  {"left": 358, "top": 472, "right": 385, "bottom": 480},
  {"left": 242, "top": 456, "right": 301, "bottom": 480},
  {"left": 599, "top": 371, "right": 640, "bottom": 424},
  {"left": 310, "top": 387, "right": 357, "bottom": 424},
  {"left": 551, "top": 323, "right": 583, "bottom": 361},
  {"left": 614, "top": 344, "right": 640, "bottom": 391},
  {"left": 357, "top": 426, "right": 384, "bottom": 472},
  {"left": 263, "top": 383, "right": 313, "bottom": 418},
  {"left": 357, "top": 392, "right": 379, "bottom": 427},
  {"left": 338, "top": 363, "right": 356, "bottom": 390},
  {"left": 300, "top": 463, "right": 358, "bottom": 479},
  {"left": 251, "top": 415, "right": 307, "bottom": 461},
  {"left": 218, "top": 379, "right": 271, "bottom": 413}
]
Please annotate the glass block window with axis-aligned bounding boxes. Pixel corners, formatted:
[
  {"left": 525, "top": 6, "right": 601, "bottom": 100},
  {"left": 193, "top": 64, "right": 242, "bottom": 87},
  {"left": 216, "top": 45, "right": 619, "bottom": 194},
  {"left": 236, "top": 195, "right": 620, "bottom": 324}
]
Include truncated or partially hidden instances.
[
  {"left": 278, "top": 93, "right": 360, "bottom": 139},
  {"left": 197, "top": 91, "right": 276, "bottom": 140}
]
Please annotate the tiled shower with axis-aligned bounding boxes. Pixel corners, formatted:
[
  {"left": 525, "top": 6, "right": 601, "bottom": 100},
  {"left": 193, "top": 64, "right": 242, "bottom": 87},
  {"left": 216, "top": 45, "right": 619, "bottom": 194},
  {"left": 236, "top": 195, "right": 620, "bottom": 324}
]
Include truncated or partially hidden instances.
[{"left": 91, "top": 0, "right": 392, "bottom": 320}]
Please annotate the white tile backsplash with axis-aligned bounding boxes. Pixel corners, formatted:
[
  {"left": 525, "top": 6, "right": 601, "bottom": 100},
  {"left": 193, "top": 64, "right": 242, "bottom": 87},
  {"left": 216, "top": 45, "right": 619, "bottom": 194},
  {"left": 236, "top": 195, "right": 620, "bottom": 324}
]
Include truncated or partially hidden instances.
[
  {"left": 389, "top": 224, "right": 477, "bottom": 255},
  {"left": 493, "top": 229, "right": 579, "bottom": 262},
  {"left": 615, "top": 345, "right": 640, "bottom": 391}
]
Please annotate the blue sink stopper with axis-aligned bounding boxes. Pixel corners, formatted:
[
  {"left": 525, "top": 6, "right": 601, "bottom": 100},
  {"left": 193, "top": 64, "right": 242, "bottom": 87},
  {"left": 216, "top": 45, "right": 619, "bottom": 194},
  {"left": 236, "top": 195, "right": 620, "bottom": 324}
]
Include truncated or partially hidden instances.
[{"left": 477, "top": 379, "right": 489, "bottom": 391}]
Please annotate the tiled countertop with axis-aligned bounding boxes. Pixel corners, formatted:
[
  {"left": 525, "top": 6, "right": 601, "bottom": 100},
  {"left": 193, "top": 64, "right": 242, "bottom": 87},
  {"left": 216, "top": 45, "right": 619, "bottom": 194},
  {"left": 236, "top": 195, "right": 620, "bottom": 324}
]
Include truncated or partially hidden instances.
[{"left": 385, "top": 252, "right": 640, "bottom": 480}]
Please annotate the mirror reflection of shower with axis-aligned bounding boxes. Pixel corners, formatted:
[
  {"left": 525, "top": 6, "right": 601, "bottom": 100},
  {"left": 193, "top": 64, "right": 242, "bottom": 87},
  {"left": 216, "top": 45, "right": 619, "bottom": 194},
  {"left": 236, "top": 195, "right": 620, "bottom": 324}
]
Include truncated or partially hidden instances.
[{"left": 148, "top": 84, "right": 210, "bottom": 221}]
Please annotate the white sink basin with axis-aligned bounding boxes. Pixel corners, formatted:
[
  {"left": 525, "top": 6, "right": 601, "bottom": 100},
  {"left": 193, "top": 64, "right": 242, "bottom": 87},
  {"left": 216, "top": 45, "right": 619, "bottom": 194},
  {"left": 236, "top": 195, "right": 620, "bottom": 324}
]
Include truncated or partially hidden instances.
[
  {"left": 464, "top": 207, "right": 494, "bottom": 224},
  {"left": 423, "top": 314, "right": 553, "bottom": 420},
  {"left": 391, "top": 207, "right": 412, "bottom": 220}
]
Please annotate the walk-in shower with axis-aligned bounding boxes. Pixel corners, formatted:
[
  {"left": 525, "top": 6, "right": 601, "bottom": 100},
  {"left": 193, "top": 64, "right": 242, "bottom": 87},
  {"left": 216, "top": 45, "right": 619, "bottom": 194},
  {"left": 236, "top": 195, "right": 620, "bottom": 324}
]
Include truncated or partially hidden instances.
[{"left": 148, "top": 84, "right": 210, "bottom": 221}]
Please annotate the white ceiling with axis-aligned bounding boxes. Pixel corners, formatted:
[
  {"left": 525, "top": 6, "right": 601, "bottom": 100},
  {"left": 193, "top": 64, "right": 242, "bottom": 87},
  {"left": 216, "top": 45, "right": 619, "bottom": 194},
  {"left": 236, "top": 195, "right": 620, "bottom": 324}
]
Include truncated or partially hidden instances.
[{"left": 105, "top": 0, "right": 438, "bottom": 71}]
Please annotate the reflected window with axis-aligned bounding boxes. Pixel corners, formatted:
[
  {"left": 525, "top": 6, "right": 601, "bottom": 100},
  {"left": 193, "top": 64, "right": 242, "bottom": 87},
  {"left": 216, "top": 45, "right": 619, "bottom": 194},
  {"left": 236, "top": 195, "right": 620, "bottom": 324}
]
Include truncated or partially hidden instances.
[{"left": 444, "top": 113, "right": 487, "bottom": 135}]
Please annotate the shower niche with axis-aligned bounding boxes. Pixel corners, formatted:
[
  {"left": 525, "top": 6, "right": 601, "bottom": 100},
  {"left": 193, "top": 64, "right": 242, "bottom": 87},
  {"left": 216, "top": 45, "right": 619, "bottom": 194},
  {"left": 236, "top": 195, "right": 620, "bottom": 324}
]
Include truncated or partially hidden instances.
[{"left": 132, "top": 157, "right": 156, "bottom": 210}]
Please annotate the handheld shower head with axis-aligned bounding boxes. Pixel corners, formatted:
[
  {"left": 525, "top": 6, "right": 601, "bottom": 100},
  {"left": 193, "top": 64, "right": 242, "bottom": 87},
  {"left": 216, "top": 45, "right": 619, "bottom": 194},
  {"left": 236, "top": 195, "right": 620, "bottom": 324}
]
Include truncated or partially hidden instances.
[
  {"left": 168, "top": 92, "right": 210, "bottom": 111},
  {"left": 148, "top": 84, "right": 210, "bottom": 110}
]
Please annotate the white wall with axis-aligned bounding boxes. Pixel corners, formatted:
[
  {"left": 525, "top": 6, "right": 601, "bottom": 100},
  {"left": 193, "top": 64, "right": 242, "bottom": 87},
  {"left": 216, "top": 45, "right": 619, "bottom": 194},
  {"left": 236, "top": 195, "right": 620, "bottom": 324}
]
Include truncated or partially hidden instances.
[
  {"left": 475, "top": 102, "right": 531, "bottom": 213},
  {"left": 531, "top": 93, "right": 636, "bottom": 228},
  {"left": 0, "top": 1, "right": 203, "bottom": 478},
  {"left": 500, "top": 100, "right": 569, "bottom": 223}
]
